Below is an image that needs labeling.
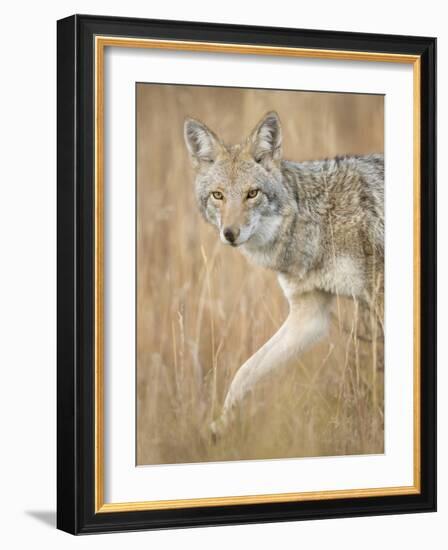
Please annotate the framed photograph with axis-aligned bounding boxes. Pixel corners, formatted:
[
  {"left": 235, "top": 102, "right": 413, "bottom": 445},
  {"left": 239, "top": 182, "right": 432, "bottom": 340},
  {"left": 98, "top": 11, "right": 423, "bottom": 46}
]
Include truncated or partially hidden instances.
[{"left": 57, "top": 14, "right": 436, "bottom": 534}]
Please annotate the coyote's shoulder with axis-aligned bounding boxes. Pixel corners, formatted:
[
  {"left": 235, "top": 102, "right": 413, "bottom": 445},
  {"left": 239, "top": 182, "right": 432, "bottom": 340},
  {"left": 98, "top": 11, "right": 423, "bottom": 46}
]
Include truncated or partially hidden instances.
[{"left": 267, "top": 153, "right": 384, "bottom": 301}]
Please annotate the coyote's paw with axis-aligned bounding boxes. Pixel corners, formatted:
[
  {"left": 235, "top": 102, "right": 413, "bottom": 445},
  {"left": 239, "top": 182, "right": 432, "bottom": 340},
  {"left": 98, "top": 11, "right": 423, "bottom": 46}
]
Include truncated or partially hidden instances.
[
  {"left": 209, "top": 416, "right": 226, "bottom": 444},
  {"left": 210, "top": 421, "right": 219, "bottom": 445}
]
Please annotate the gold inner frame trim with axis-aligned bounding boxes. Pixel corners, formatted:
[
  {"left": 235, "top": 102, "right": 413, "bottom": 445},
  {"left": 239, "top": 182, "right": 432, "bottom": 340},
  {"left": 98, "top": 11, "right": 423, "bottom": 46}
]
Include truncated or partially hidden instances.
[{"left": 94, "top": 35, "right": 421, "bottom": 513}]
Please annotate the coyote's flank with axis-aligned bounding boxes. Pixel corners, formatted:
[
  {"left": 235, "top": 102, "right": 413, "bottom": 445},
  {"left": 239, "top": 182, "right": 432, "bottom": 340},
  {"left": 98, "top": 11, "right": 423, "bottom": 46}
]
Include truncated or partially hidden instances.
[{"left": 184, "top": 111, "right": 384, "bottom": 439}]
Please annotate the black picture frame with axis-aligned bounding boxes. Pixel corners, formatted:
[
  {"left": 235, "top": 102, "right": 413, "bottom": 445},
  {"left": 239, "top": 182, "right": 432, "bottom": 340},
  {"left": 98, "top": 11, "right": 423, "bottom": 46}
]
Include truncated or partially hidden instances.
[{"left": 57, "top": 14, "right": 436, "bottom": 535}]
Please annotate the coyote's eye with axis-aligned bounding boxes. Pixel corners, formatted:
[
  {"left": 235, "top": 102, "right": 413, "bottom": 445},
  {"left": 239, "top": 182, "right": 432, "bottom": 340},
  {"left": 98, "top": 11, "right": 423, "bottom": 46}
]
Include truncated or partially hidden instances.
[
  {"left": 211, "top": 191, "right": 224, "bottom": 200},
  {"left": 247, "top": 189, "right": 259, "bottom": 199}
]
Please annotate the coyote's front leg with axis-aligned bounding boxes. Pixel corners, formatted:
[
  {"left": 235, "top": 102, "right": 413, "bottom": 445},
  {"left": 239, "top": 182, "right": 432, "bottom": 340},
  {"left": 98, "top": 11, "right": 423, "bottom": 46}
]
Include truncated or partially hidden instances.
[{"left": 211, "top": 290, "right": 332, "bottom": 439}]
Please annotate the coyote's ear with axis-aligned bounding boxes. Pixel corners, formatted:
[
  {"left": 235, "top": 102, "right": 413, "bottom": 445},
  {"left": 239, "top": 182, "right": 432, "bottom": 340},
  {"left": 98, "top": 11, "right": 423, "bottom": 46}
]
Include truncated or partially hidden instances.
[
  {"left": 184, "top": 118, "right": 221, "bottom": 167},
  {"left": 248, "top": 111, "right": 282, "bottom": 168}
]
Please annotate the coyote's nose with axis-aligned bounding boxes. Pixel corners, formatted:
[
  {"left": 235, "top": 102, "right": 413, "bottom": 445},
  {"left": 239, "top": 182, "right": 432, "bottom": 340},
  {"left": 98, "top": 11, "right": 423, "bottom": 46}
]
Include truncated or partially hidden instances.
[{"left": 223, "top": 227, "right": 239, "bottom": 244}]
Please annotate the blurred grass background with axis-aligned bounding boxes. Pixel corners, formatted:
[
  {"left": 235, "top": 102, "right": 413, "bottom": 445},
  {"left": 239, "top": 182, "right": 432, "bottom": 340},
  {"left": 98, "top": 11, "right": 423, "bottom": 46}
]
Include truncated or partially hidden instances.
[{"left": 136, "top": 84, "right": 384, "bottom": 465}]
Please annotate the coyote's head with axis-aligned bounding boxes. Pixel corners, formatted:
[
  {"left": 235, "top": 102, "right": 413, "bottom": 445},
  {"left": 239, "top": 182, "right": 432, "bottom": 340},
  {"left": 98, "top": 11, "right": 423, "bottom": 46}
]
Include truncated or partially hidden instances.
[{"left": 184, "top": 112, "right": 289, "bottom": 248}]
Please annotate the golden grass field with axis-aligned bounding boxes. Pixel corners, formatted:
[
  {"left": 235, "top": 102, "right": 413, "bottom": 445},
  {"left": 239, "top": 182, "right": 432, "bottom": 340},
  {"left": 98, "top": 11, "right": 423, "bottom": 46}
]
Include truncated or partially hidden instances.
[{"left": 136, "top": 84, "right": 384, "bottom": 465}]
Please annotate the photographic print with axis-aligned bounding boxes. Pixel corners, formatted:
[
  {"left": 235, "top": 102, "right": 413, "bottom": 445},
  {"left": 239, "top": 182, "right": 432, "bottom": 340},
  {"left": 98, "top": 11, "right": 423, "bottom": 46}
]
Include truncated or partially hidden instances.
[
  {"left": 136, "top": 84, "right": 385, "bottom": 466},
  {"left": 58, "top": 16, "right": 436, "bottom": 533}
]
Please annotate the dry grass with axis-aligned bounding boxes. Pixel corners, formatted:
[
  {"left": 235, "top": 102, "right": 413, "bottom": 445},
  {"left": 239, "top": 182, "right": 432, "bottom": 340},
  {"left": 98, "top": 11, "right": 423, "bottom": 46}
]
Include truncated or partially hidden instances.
[{"left": 136, "top": 84, "right": 384, "bottom": 465}]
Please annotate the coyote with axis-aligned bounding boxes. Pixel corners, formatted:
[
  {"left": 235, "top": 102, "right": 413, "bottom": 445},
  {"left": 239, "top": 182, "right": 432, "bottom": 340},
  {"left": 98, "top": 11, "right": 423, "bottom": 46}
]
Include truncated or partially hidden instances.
[{"left": 184, "top": 111, "right": 384, "bottom": 438}]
